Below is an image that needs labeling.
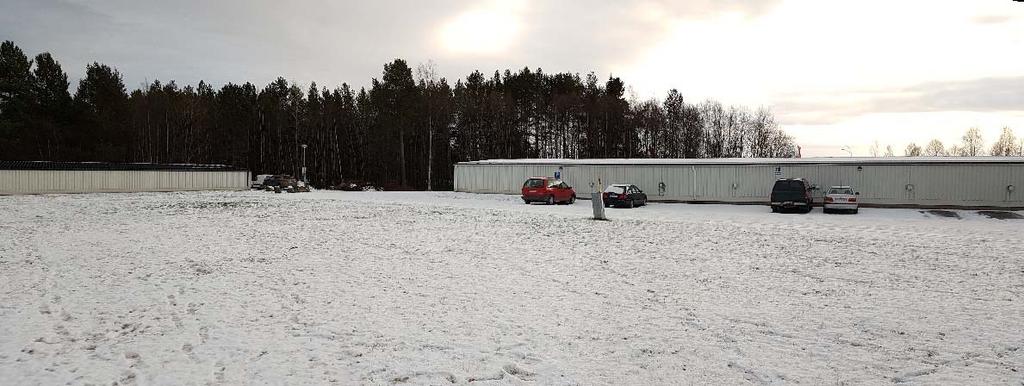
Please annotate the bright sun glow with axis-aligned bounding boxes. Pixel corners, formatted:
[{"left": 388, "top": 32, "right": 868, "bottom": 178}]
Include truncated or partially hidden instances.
[
  {"left": 618, "top": 0, "right": 1024, "bottom": 157},
  {"left": 438, "top": 1, "right": 525, "bottom": 56}
]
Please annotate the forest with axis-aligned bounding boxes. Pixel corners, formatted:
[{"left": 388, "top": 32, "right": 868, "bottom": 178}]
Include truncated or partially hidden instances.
[{"left": 0, "top": 40, "right": 798, "bottom": 190}]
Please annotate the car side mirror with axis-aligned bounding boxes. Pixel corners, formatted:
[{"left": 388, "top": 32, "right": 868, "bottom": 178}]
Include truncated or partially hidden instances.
[{"left": 855, "top": 192, "right": 860, "bottom": 195}]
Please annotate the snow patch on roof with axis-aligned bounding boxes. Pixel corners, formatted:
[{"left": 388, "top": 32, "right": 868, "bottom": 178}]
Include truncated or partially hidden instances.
[{"left": 458, "top": 157, "right": 1024, "bottom": 166}]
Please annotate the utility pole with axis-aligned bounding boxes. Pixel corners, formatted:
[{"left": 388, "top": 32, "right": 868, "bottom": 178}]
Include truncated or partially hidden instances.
[
  {"left": 427, "top": 126, "right": 433, "bottom": 191},
  {"left": 301, "top": 144, "right": 308, "bottom": 183}
]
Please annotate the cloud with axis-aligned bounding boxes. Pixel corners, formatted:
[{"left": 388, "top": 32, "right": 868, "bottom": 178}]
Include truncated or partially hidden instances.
[
  {"left": 972, "top": 15, "right": 1013, "bottom": 24},
  {"left": 504, "top": 0, "right": 782, "bottom": 75},
  {"left": 2, "top": 0, "right": 782, "bottom": 93},
  {"left": 437, "top": 1, "right": 527, "bottom": 57},
  {"left": 775, "top": 77, "right": 1024, "bottom": 125},
  {"left": 1, "top": 0, "right": 478, "bottom": 90}
]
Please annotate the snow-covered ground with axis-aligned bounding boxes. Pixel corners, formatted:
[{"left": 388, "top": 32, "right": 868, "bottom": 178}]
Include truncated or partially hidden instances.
[{"left": 1, "top": 191, "right": 1021, "bottom": 385}]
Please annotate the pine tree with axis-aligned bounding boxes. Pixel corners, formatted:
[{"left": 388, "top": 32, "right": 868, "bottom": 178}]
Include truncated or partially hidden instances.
[
  {"left": 379, "top": 59, "right": 416, "bottom": 187},
  {"left": 74, "top": 62, "right": 129, "bottom": 161},
  {"left": 662, "top": 89, "right": 685, "bottom": 157},
  {"left": 31, "top": 52, "right": 72, "bottom": 159},
  {"left": 0, "top": 41, "right": 36, "bottom": 159}
]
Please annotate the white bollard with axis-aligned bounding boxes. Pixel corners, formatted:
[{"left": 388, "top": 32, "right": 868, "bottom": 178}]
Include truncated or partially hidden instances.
[{"left": 591, "top": 192, "right": 607, "bottom": 220}]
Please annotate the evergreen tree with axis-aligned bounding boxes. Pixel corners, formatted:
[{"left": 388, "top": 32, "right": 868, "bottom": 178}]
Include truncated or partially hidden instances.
[
  {"left": 31, "top": 52, "right": 72, "bottom": 160},
  {"left": 74, "top": 63, "right": 129, "bottom": 161},
  {"left": 376, "top": 59, "right": 417, "bottom": 187},
  {"left": 0, "top": 41, "right": 35, "bottom": 159},
  {"left": 662, "top": 89, "right": 685, "bottom": 157}
]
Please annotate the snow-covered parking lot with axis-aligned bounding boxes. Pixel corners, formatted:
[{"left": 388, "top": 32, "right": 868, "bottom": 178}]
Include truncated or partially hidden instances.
[{"left": 1, "top": 191, "right": 1022, "bottom": 385}]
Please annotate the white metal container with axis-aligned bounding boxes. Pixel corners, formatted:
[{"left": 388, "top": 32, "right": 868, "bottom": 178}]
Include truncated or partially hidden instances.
[
  {"left": 0, "top": 162, "right": 250, "bottom": 195},
  {"left": 454, "top": 158, "right": 1024, "bottom": 209}
]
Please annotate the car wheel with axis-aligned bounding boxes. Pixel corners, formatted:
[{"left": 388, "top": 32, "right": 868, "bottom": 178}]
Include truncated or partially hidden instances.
[
  {"left": 523, "top": 198, "right": 530, "bottom": 204},
  {"left": 546, "top": 195, "right": 554, "bottom": 205},
  {"left": 771, "top": 206, "right": 779, "bottom": 213},
  {"left": 569, "top": 195, "right": 576, "bottom": 204},
  {"left": 628, "top": 200, "right": 635, "bottom": 208},
  {"left": 853, "top": 208, "right": 859, "bottom": 214}
]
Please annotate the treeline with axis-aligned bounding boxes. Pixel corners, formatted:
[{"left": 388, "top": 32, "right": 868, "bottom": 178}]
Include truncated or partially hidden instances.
[
  {"left": 880, "top": 127, "right": 1024, "bottom": 157},
  {"left": 0, "top": 41, "right": 797, "bottom": 190}
]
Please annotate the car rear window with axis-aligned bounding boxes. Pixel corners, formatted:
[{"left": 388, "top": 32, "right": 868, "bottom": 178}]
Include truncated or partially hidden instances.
[
  {"left": 604, "top": 186, "right": 626, "bottom": 194},
  {"left": 524, "top": 179, "right": 544, "bottom": 188},
  {"left": 830, "top": 188, "right": 854, "bottom": 195},
  {"left": 773, "top": 180, "right": 805, "bottom": 191}
]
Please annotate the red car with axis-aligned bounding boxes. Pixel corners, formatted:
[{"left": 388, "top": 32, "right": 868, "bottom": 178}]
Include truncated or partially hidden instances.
[{"left": 521, "top": 177, "right": 576, "bottom": 205}]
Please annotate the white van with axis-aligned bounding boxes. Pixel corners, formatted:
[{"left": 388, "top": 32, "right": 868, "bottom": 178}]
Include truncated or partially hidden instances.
[{"left": 251, "top": 174, "right": 273, "bottom": 189}]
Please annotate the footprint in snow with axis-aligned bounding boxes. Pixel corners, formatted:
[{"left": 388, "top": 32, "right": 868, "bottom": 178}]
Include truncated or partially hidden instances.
[
  {"left": 212, "top": 360, "right": 226, "bottom": 383},
  {"left": 198, "top": 326, "right": 210, "bottom": 343}
]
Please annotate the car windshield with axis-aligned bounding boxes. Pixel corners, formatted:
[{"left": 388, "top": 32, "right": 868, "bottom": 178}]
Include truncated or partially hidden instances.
[
  {"left": 604, "top": 185, "right": 626, "bottom": 194},
  {"left": 547, "top": 179, "right": 563, "bottom": 188},
  {"left": 524, "top": 179, "right": 544, "bottom": 188},
  {"left": 830, "top": 188, "right": 854, "bottom": 195}
]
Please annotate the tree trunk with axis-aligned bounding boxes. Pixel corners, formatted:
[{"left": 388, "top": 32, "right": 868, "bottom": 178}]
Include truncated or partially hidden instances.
[
  {"left": 427, "top": 126, "right": 433, "bottom": 191},
  {"left": 399, "top": 128, "right": 406, "bottom": 187},
  {"left": 427, "top": 111, "right": 433, "bottom": 191}
]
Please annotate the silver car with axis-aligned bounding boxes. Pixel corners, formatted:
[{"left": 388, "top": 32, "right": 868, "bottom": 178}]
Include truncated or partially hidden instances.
[{"left": 823, "top": 186, "right": 859, "bottom": 214}]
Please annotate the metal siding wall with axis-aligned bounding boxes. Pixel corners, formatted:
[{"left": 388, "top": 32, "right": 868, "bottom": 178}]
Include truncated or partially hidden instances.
[
  {"left": 453, "top": 161, "right": 1024, "bottom": 208},
  {"left": 912, "top": 165, "right": 951, "bottom": 205},
  {"left": 0, "top": 170, "right": 250, "bottom": 195}
]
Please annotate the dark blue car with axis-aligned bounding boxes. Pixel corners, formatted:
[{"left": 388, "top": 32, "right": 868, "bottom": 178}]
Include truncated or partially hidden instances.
[{"left": 603, "top": 184, "right": 648, "bottom": 208}]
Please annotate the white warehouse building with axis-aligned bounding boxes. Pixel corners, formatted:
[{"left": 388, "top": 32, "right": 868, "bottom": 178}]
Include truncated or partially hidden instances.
[
  {"left": 454, "top": 158, "right": 1024, "bottom": 209},
  {"left": 0, "top": 161, "right": 250, "bottom": 195}
]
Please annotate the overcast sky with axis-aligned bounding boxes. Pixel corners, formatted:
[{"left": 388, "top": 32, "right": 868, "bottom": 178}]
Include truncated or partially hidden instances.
[{"left": 3, "top": 0, "right": 1023, "bottom": 156}]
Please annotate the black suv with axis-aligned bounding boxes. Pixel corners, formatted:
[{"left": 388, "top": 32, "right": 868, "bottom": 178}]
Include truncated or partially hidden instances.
[{"left": 770, "top": 178, "right": 815, "bottom": 213}]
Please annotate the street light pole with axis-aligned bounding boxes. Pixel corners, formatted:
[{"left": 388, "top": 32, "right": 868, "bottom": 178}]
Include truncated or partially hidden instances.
[
  {"left": 301, "top": 144, "right": 308, "bottom": 184},
  {"left": 841, "top": 145, "right": 853, "bottom": 157}
]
